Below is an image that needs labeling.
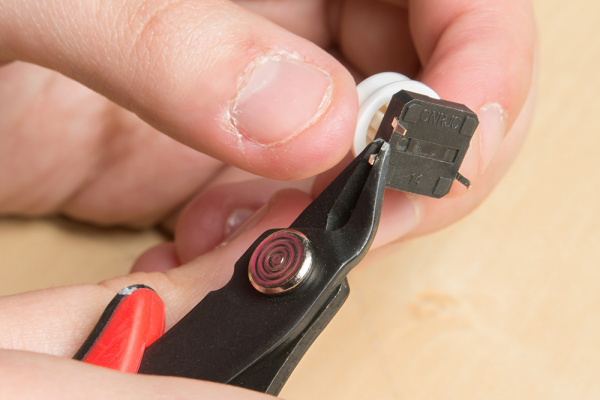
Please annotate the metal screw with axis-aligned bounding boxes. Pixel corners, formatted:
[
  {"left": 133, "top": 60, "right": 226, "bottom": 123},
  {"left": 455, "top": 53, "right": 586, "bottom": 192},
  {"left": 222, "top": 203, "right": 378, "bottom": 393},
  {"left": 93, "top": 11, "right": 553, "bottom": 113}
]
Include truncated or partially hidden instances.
[{"left": 248, "top": 229, "right": 313, "bottom": 295}]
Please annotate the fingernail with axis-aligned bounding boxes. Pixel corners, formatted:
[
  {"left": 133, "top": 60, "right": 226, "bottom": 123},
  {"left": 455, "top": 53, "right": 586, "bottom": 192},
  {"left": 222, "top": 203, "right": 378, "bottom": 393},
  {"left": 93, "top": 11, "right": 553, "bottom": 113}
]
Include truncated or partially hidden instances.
[
  {"left": 478, "top": 103, "right": 507, "bottom": 173},
  {"left": 231, "top": 57, "right": 332, "bottom": 145},
  {"left": 218, "top": 205, "right": 269, "bottom": 247},
  {"left": 223, "top": 207, "right": 256, "bottom": 238}
]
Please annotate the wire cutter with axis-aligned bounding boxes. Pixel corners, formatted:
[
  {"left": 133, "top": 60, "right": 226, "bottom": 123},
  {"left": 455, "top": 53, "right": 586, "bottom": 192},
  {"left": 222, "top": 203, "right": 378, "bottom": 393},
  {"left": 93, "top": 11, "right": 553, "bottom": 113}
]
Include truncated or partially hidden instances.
[{"left": 74, "top": 89, "right": 478, "bottom": 395}]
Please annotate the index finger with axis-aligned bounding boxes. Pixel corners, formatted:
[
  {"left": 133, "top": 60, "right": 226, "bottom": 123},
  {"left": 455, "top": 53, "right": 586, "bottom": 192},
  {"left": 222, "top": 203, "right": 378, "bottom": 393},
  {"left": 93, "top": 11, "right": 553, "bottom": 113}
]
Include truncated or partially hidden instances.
[
  {"left": 412, "top": 0, "right": 535, "bottom": 170},
  {"left": 372, "top": 0, "right": 536, "bottom": 245}
]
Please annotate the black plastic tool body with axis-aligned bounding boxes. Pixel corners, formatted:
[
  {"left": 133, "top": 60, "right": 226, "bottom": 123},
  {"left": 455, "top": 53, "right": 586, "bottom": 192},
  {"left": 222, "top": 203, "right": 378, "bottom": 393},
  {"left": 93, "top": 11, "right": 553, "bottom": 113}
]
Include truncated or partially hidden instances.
[{"left": 138, "top": 139, "right": 392, "bottom": 394}]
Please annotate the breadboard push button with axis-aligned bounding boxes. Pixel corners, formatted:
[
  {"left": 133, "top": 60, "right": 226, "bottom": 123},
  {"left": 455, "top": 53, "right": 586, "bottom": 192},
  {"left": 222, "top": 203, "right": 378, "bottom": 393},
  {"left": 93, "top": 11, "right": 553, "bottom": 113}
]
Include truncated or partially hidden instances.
[{"left": 375, "top": 90, "right": 479, "bottom": 198}]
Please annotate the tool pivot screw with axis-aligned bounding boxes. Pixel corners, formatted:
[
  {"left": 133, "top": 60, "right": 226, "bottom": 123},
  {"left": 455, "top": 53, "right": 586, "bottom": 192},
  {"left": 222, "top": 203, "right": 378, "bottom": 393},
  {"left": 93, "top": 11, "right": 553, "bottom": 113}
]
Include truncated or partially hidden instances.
[{"left": 248, "top": 229, "right": 313, "bottom": 294}]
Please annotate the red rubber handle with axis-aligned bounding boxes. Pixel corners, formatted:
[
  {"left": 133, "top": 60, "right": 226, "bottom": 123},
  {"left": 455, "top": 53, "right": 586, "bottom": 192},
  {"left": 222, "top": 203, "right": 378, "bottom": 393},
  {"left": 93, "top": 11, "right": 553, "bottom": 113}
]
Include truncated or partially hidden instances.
[{"left": 75, "top": 285, "right": 165, "bottom": 373}]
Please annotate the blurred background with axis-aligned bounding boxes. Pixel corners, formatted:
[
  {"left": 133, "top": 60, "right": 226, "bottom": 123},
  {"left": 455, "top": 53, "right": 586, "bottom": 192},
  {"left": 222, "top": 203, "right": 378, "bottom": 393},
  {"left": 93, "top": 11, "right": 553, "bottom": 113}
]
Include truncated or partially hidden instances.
[{"left": 1, "top": 0, "right": 598, "bottom": 398}]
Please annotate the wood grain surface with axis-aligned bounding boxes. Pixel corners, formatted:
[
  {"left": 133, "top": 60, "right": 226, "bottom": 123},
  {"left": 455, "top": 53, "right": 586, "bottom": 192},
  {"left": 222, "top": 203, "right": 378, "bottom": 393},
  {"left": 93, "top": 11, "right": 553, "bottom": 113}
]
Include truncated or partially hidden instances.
[{"left": 1, "top": 0, "right": 598, "bottom": 398}]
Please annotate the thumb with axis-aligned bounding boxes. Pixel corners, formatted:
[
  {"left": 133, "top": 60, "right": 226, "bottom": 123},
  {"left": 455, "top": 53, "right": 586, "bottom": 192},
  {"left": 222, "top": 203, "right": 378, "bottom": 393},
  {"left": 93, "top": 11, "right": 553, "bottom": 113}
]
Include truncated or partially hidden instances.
[{"left": 0, "top": 0, "right": 357, "bottom": 179}]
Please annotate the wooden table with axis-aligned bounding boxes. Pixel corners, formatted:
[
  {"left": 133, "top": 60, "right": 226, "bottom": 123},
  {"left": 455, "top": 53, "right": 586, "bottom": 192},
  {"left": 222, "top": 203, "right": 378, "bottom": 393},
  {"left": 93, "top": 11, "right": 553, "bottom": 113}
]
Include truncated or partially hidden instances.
[{"left": 1, "top": 0, "right": 598, "bottom": 398}]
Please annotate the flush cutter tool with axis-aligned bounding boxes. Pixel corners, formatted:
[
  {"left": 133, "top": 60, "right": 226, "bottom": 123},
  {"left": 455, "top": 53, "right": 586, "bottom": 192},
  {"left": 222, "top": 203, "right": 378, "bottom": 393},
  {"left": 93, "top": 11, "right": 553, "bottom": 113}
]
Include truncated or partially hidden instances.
[{"left": 74, "top": 87, "right": 478, "bottom": 396}]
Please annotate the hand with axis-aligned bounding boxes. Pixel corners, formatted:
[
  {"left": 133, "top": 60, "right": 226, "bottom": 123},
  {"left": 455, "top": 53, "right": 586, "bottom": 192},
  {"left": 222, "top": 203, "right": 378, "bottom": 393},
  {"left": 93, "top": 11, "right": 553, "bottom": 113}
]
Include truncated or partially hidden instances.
[
  {"left": 0, "top": 192, "right": 308, "bottom": 398},
  {"left": 0, "top": 0, "right": 535, "bottom": 246}
]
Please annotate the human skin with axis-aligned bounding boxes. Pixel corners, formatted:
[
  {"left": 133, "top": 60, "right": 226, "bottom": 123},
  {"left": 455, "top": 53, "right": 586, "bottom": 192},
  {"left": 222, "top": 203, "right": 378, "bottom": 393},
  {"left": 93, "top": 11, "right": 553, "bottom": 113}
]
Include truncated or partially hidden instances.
[{"left": 0, "top": 0, "right": 535, "bottom": 397}]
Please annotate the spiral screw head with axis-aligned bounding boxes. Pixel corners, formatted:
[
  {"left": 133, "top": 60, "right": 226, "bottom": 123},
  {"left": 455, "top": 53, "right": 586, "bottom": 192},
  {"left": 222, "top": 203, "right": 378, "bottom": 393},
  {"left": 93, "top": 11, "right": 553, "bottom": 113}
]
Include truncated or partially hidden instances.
[{"left": 248, "top": 229, "right": 313, "bottom": 295}]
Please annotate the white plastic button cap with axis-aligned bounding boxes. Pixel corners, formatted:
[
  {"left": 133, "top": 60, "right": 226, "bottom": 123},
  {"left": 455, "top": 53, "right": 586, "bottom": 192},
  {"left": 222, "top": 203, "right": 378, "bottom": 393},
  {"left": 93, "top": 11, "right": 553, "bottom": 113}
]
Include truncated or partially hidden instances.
[{"left": 354, "top": 72, "right": 440, "bottom": 155}]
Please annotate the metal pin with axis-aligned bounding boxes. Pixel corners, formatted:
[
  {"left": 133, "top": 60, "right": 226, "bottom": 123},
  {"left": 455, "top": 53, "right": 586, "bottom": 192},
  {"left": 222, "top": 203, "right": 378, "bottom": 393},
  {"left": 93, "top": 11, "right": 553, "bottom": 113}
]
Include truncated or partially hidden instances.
[
  {"left": 456, "top": 173, "right": 472, "bottom": 189},
  {"left": 392, "top": 118, "right": 407, "bottom": 136}
]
